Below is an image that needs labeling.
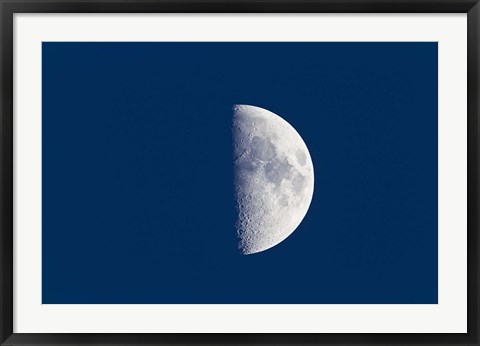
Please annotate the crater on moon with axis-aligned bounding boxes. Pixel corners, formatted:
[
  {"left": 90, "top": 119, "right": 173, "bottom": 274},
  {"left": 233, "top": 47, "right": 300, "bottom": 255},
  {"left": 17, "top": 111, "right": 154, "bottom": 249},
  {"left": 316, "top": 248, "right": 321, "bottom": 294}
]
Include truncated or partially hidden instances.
[{"left": 232, "top": 104, "right": 315, "bottom": 255}]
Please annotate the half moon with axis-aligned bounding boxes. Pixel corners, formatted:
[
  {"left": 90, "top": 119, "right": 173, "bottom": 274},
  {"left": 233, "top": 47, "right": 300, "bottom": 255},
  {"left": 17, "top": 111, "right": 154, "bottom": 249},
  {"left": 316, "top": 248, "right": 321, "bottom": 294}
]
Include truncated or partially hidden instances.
[{"left": 232, "top": 105, "right": 314, "bottom": 255}]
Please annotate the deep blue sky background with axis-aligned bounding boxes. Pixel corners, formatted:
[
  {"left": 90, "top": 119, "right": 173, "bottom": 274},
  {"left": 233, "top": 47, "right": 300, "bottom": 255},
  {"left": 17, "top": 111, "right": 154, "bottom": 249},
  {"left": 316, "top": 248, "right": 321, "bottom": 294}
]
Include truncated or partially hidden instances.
[{"left": 42, "top": 42, "right": 438, "bottom": 304}]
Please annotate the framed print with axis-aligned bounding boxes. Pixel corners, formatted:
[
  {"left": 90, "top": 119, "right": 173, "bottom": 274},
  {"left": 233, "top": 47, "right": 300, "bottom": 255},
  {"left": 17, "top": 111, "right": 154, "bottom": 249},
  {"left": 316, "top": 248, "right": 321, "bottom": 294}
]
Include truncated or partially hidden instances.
[{"left": 1, "top": 0, "right": 479, "bottom": 345}]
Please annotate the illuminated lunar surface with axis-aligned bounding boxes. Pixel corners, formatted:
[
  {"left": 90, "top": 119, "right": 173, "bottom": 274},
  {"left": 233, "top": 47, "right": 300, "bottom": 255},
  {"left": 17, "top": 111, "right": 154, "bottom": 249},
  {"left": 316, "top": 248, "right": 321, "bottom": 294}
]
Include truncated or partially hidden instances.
[{"left": 233, "top": 105, "right": 314, "bottom": 255}]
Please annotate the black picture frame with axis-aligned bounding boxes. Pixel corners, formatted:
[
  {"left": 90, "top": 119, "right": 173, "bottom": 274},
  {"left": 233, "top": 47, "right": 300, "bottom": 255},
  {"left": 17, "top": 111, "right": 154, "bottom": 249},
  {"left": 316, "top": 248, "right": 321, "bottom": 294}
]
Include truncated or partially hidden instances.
[{"left": 1, "top": 1, "right": 479, "bottom": 345}]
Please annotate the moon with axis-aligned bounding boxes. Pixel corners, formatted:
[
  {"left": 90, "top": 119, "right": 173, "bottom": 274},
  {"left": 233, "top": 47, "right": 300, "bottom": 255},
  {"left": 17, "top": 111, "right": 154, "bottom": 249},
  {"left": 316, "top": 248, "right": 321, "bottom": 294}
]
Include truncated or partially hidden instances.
[{"left": 232, "top": 105, "right": 314, "bottom": 255}]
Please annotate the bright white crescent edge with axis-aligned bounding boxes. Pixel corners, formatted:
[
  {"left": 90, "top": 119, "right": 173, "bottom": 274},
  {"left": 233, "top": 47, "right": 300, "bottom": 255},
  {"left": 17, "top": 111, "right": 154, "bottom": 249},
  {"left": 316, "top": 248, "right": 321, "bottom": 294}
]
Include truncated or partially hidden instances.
[{"left": 233, "top": 104, "right": 314, "bottom": 255}]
